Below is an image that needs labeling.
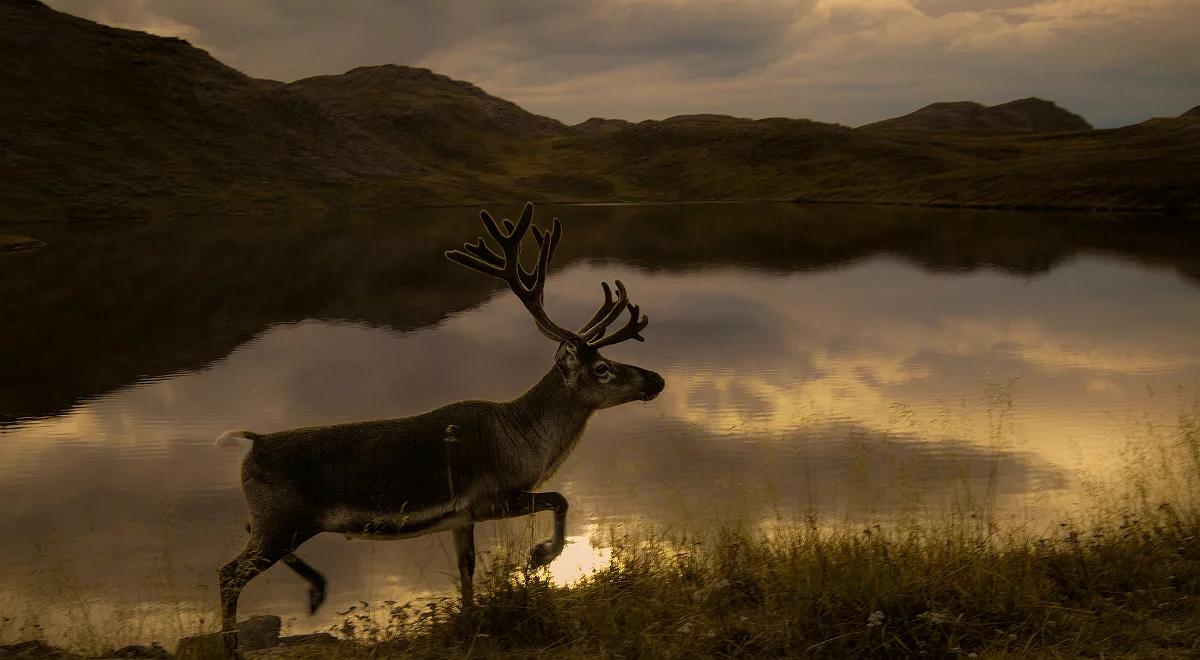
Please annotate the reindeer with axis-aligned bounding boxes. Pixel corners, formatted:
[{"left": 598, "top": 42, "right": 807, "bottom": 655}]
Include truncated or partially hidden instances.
[{"left": 215, "top": 202, "right": 664, "bottom": 636}]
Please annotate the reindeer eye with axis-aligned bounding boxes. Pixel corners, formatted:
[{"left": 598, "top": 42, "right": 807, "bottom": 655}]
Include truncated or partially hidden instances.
[{"left": 593, "top": 362, "right": 610, "bottom": 376}]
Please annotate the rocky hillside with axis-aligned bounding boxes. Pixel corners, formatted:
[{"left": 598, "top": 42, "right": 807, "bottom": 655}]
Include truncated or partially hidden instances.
[
  {"left": 1, "top": 0, "right": 1197, "bottom": 220},
  {"left": 288, "top": 64, "right": 565, "bottom": 167},
  {"left": 1182, "top": 105, "right": 1200, "bottom": 118},
  {"left": 859, "top": 98, "right": 1093, "bottom": 133}
]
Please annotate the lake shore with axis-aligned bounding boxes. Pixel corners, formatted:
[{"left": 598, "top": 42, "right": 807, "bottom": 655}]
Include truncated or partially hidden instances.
[
  {"left": 5, "top": 408, "right": 1197, "bottom": 659},
  {"left": 281, "top": 491, "right": 1200, "bottom": 658},
  {"left": 4, "top": 193, "right": 1197, "bottom": 228},
  {"left": 7, "top": 501, "right": 1198, "bottom": 658}
]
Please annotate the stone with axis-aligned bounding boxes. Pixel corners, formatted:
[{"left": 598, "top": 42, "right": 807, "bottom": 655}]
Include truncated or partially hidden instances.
[
  {"left": 0, "top": 235, "right": 45, "bottom": 252},
  {"left": 277, "top": 633, "right": 336, "bottom": 647},
  {"left": 104, "top": 644, "right": 171, "bottom": 658},
  {"left": 0, "top": 640, "right": 77, "bottom": 658},
  {"left": 175, "top": 631, "right": 238, "bottom": 660},
  {"left": 174, "top": 615, "right": 281, "bottom": 659},
  {"left": 235, "top": 616, "right": 281, "bottom": 652}
]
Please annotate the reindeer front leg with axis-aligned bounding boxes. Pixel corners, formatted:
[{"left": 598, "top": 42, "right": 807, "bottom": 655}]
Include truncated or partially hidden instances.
[
  {"left": 523, "top": 491, "right": 568, "bottom": 569},
  {"left": 452, "top": 523, "right": 476, "bottom": 605},
  {"left": 474, "top": 491, "right": 569, "bottom": 569}
]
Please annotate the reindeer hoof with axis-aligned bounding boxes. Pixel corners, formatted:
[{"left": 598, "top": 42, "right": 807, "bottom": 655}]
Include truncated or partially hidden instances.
[
  {"left": 529, "top": 539, "right": 561, "bottom": 569},
  {"left": 308, "top": 586, "right": 326, "bottom": 614}
]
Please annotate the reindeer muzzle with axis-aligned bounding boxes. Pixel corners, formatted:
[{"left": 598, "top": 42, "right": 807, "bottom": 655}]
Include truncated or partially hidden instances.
[{"left": 640, "top": 371, "right": 665, "bottom": 401}]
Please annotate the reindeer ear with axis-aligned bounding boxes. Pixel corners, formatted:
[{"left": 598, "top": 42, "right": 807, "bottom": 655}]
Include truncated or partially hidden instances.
[{"left": 554, "top": 343, "right": 581, "bottom": 385}]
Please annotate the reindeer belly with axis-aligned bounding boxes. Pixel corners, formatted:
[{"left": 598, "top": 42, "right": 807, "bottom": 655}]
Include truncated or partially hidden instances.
[{"left": 319, "top": 506, "right": 470, "bottom": 540}]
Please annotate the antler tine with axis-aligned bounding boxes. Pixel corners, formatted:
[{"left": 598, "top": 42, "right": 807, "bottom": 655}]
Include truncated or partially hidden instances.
[
  {"left": 445, "top": 246, "right": 503, "bottom": 276},
  {"left": 478, "top": 210, "right": 508, "bottom": 247},
  {"left": 530, "top": 223, "right": 551, "bottom": 293},
  {"left": 494, "top": 205, "right": 543, "bottom": 291},
  {"left": 501, "top": 206, "right": 545, "bottom": 292},
  {"left": 463, "top": 238, "right": 504, "bottom": 268},
  {"left": 588, "top": 303, "right": 649, "bottom": 349},
  {"left": 579, "top": 280, "right": 630, "bottom": 341},
  {"left": 577, "top": 282, "right": 613, "bottom": 334},
  {"left": 531, "top": 217, "right": 561, "bottom": 265}
]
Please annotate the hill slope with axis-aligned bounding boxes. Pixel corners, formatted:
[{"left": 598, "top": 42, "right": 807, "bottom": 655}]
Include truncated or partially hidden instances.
[
  {"left": 859, "top": 98, "right": 1093, "bottom": 133},
  {"left": 288, "top": 65, "right": 565, "bottom": 166},
  {"left": 0, "top": 1, "right": 1196, "bottom": 219},
  {"left": 0, "top": 0, "right": 534, "bottom": 220},
  {"left": 549, "top": 114, "right": 967, "bottom": 202},
  {"left": 536, "top": 109, "right": 1197, "bottom": 210},
  {"left": 0, "top": 0, "right": 408, "bottom": 219}
]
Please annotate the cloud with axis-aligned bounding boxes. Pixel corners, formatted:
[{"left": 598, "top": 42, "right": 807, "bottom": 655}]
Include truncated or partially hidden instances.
[{"left": 45, "top": 0, "right": 1199, "bottom": 126}]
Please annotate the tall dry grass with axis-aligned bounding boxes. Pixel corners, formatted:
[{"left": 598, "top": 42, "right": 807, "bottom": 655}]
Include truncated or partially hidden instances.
[{"left": 314, "top": 400, "right": 1200, "bottom": 658}]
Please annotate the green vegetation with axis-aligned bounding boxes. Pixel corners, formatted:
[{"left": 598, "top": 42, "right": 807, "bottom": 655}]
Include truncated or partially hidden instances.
[{"left": 360, "top": 518, "right": 1200, "bottom": 658}]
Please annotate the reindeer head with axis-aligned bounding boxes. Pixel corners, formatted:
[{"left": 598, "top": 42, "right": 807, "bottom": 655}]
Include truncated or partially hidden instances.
[{"left": 446, "top": 202, "right": 665, "bottom": 409}]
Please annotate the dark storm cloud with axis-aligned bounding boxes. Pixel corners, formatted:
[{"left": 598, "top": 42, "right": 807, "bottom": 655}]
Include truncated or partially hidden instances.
[{"left": 43, "top": 0, "right": 1200, "bottom": 127}]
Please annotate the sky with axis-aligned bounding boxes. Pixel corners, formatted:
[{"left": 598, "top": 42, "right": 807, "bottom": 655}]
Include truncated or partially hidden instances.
[{"left": 45, "top": 0, "right": 1200, "bottom": 128}]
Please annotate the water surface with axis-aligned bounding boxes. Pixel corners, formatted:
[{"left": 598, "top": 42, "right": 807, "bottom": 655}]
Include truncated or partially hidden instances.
[{"left": 1, "top": 203, "right": 1198, "bottom": 646}]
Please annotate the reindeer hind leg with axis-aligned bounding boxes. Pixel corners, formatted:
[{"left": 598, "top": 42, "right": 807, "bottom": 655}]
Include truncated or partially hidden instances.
[
  {"left": 218, "top": 527, "right": 313, "bottom": 632},
  {"left": 282, "top": 553, "right": 327, "bottom": 614}
]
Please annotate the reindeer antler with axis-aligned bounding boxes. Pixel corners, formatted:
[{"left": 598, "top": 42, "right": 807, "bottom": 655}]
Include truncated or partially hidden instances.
[{"left": 445, "top": 202, "right": 649, "bottom": 350}]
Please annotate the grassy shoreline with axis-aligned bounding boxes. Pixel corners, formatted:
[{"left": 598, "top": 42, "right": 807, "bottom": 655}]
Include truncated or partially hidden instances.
[
  {"left": 6, "top": 505, "right": 1199, "bottom": 658},
  {"left": 3, "top": 407, "right": 1198, "bottom": 658},
  {"left": 308, "top": 511, "right": 1197, "bottom": 659},
  {"left": 245, "top": 407, "right": 1200, "bottom": 659}
]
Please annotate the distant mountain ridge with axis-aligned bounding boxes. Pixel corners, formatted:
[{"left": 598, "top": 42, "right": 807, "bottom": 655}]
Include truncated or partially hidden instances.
[
  {"left": 859, "top": 98, "right": 1093, "bottom": 133},
  {"left": 1, "top": 0, "right": 1197, "bottom": 220},
  {"left": 571, "top": 117, "right": 634, "bottom": 134}
]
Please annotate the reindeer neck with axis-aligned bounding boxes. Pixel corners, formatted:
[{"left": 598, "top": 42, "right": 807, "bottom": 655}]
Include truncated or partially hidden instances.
[{"left": 503, "top": 367, "right": 594, "bottom": 456}]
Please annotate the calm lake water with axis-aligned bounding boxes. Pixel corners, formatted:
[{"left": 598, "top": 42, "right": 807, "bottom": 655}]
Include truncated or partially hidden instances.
[{"left": 2, "top": 203, "right": 1199, "bottom": 646}]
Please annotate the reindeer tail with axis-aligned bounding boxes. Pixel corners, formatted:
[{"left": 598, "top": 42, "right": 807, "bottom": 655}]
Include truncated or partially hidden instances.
[{"left": 214, "top": 430, "right": 261, "bottom": 447}]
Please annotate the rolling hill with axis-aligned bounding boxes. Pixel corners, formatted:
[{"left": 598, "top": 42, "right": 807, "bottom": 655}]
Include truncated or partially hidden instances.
[
  {"left": 0, "top": 0, "right": 1197, "bottom": 221},
  {"left": 287, "top": 65, "right": 566, "bottom": 167},
  {"left": 858, "top": 98, "right": 1092, "bottom": 133}
]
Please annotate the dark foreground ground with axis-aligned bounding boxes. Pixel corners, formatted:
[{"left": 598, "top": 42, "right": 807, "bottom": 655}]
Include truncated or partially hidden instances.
[{"left": 4, "top": 503, "right": 1198, "bottom": 659}]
